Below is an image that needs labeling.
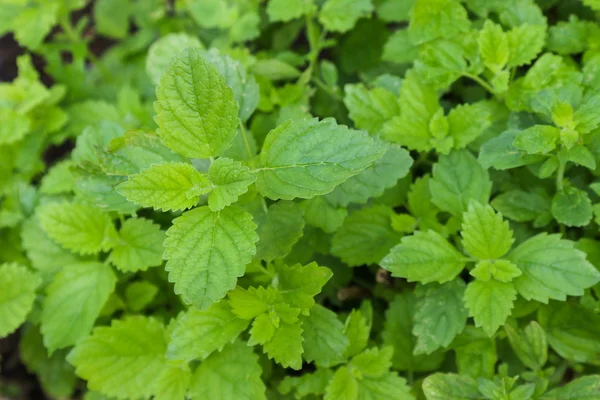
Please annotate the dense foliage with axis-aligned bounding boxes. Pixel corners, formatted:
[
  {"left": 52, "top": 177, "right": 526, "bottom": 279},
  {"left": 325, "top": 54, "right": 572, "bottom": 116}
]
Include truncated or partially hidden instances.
[{"left": 2, "top": 0, "right": 600, "bottom": 399}]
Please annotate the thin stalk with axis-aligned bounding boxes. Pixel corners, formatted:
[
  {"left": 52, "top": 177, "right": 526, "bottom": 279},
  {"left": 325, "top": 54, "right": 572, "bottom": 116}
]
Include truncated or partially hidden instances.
[
  {"left": 311, "top": 76, "right": 341, "bottom": 100},
  {"left": 239, "top": 121, "right": 255, "bottom": 167},
  {"left": 462, "top": 73, "right": 496, "bottom": 95},
  {"left": 556, "top": 160, "right": 566, "bottom": 191}
]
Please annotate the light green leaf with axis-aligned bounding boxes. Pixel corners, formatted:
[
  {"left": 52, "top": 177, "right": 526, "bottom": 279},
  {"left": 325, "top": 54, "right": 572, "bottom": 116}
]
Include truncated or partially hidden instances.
[
  {"left": 479, "top": 130, "right": 545, "bottom": 170},
  {"left": 94, "top": 0, "right": 130, "bottom": 39},
  {"left": 505, "top": 321, "right": 547, "bottom": 371},
  {"left": 349, "top": 346, "right": 393, "bottom": 378},
  {"left": 302, "top": 304, "right": 349, "bottom": 367},
  {"left": 154, "top": 361, "right": 192, "bottom": 400},
  {"left": 275, "top": 262, "right": 332, "bottom": 313},
  {"left": 470, "top": 259, "right": 522, "bottom": 283},
  {"left": 38, "top": 202, "right": 117, "bottom": 255},
  {"left": 256, "top": 118, "right": 384, "bottom": 200},
  {"left": 164, "top": 206, "right": 258, "bottom": 309},
  {"left": 267, "top": 0, "right": 314, "bottom": 22},
  {"left": 202, "top": 49, "right": 260, "bottom": 122},
  {"left": 382, "top": 70, "right": 439, "bottom": 151},
  {"left": 300, "top": 196, "right": 348, "bottom": 233},
  {"left": 155, "top": 48, "right": 239, "bottom": 158},
  {"left": 189, "top": 341, "right": 266, "bottom": 400},
  {"left": 41, "top": 262, "right": 116, "bottom": 353},
  {"left": 465, "top": 279, "right": 516, "bottom": 336},
  {"left": 422, "top": 373, "right": 480, "bottom": 400},
  {"left": 167, "top": 301, "right": 250, "bottom": 361},
  {"left": 357, "top": 372, "right": 415, "bottom": 400},
  {"left": 461, "top": 201, "right": 514, "bottom": 260},
  {"left": 324, "top": 366, "right": 358, "bottom": 400},
  {"left": 507, "top": 24, "right": 546, "bottom": 68},
  {"left": 146, "top": 33, "right": 204, "bottom": 86},
  {"left": 325, "top": 144, "right": 413, "bottom": 207},
  {"left": 255, "top": 201, "right": 305, "bottom": 262},
  {"left": 447, "top": 102, "right": 492, "bottom": 149},
  {"left": 228, "top": 286, "right": 280, "bottom": 320},
  {"left": 208, "top": 157, "right": 256, "bottom": 211},
  {"left": 382, "top": 30, "right": 419, "bottom": 65},
  {"left": 478, "top": 20, "right": 509, "bottom": 73},
  {"left": 0, "top": 109, "right": 30, "bottom": 145},
  {"left": 408, "top": 0, "right": 470, "bottom": 45},
  {"left": 0, "top": 263, "right": 40, "bottom": 337},
  {"left": 117, "top": 162, "right": 211, "bottom": 212},
  {"left": 343, "top": 83, "right": 399, "bottom": 135},
  {"left": 514, "top": 125, "right": 560, "bottom": 154},
  {"left": 68, "top": 317, "right": 168, "bottom": 399},
  {"left": 451, "top": 327, "right": 497, "bottom": 379},
  {"left": 331, "top": 205, "right": 401, "bottom": 267},
  {"left": 381, "top": 230, "right": 466, "bottom": 284},
  {"left": 125, "top": 281, "right": 158, "bottom": 312},
  {"left": 551, "top": 187, "right": 593, "bottom": 227},
  {"left": 344, "top": 308, "right": 371, "bottom": 358},
  {"left": 540, "top": 375, "right": 600, "bottom": 400},
  {"left": 507, "top": 233, "right": 600, "bottom": 303},
  {"left": 413, "top": 280, "right": 468, "bottom": 355},
  {"left": 319, "top": 0, "right": 373, "bottom": 33},
  {"left": 429, "top": 150, "right": 492, "bottom": 217},
  {"left": 263, "top": 321, "right": 304, "bottom": 370},
  {"left": 108, "top": 218, "right": 164, "bottom": 272},
  {"left": 279, "top": 368, "right": 333, "bottom": 399}
]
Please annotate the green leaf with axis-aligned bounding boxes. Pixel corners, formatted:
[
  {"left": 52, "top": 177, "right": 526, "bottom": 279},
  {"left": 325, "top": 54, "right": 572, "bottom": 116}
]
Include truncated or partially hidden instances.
[
  {"left": 357, "top": 372, "right": 415, "bottom": 400},
  {"left": 470, "top": 259, "right": 522, "bottom": 283},
  {"left": 505, "top": 321, "right": 547, "bottom": 371},
  {"left": 164, "top": 206, "right": 258, "bottom": 309},
  {"left": 167, "top": 301, "right": 250, "bottom": 361},
  {"left": 551, "top": 187, "right": 593, "bottom": 227},
  {"left": 300, "top": 196, "right": 348, "bottom": 233},
  {"left": 68, "top": 316, "right": 168, "bottom": 399},
  {"left": 38, "top": 202, "right": 117, "bottom": 255},
  {"left": 302, "top": 304, "right": 349, "bottom": 367},
  {"left": 154, "top": 361, "right": 192, "bottom": 400},
  {"left": 513, "top": 125, "right": 560, "bottom": 154},
  {"left": 451, "top": 327, "right": 497, "bottom": 379},
  {"left": 208, "top": 157, "right": 256, "bottom": 211},
  {"left": 0, "top": 109, "right": 30, "bottom": 145},
  {"left": 464, "top": 279, "right": 516, "bottom": 336},
  {"left": 478, "top": 21, "right": 509, "bottom": 73},
  {"left": 189, "top": 341, "right": 266, "bottom": 400},
  {"left": 408, "top": 0, "right": 470, "bottom": 45},
  {"left": 255, "top": 201, "right": 305, "bottom": 262},
  {"left": 422, "top": 373, "right": 480, "bottom": 400},
  {"left": 275, "top": 262, "right": 332, "bottom": 313},
  {"left": 349, "top": 346, "right": 392, "bottom": 378},
  {"left": 331, "top": 205, "right": 401, "bottom": 267},
  {"left": 146, "top": 33, "right": 204, "bottom": 86},
  {"left": 324, "top": 366, "right": 358, "bottom": 400},
  {"left": 507, "top": 233, "right": 600, "bottom": 303},
  {"left": 343, "top": 83, "right": 399, "bottom": 135},
  {"left": 382, "top": 70, "right": 439, "bottom": 151},
  {"left": 381, "top": 230, "right": 466, "bottom": 284},
  {"left": 319, "top": 0, "right": 373, "bottom": 33},
  {"left": 429, "top": 150, "right": 492, "bottom": 217},
  {"left": 0, "top": 263, "right": 40, "bottom": 337},
  {"left": 155, "top": 48, "right": 239, "bottom": 158},
  {"left": 479, "top": 130, "right": 545, "bottom": 170},
  {"left": 117, "top": 162, "right": 211, "bottom": 212},
  {"left": 382, "top": 29, "right": 419, "bottom": 64},
  {"left": 256, "top": 118, "right": 384, "bottom": 200},
  {"left": 538, "top": 302, "right": 600, "bottom": 364},
  {"left": 279, "top": 368, "right": 333, "bottom": 399},
  {"left": 202, "top": 49, "right": 260, "bottom": 122},
  {"left": 94, "top": 0, "right": 130, "bottom": 39},
  {"left": 413, "top": 280, "right": 468, "bottom": 355},
  {"left": 461, "top": 201, "right": 514, "bottom": 260},
  {"left": 229, "top": 286, "right": 280, "bottom": 320},
  {"left": 344, "top": 307, "right": 371, "bottom": 358},
  {"left": 325, "top": 144, "right": 413, "bottom": 207},
  {"left": 263, "top": 320, "right": 304, "bottom": 370},
  {"left": 382, "top": 293, "right": 445, "bottom": 372},
  {"left": 41, "top": 262, "right": 116, "bottom": 353},
  {"left": 507, "top": 24, "right": 546, "bottom": 68},
  {"left": 447, "top": 102, "right": 492, "bottom": 149},
  {"left": 491, "top": 189, "right": 551, "bottom": 224},
  {"left": 125, "top": 281, "right": 158, "bottom": 312},
  {"left": 267, "top": 0, "right": 314, "bottom": 22},
  {"left": 108, "top": 218, "right": 164, "bottom": 272},
  {"left": 540, "top": 375, "right": 600, "bottom": 400}
]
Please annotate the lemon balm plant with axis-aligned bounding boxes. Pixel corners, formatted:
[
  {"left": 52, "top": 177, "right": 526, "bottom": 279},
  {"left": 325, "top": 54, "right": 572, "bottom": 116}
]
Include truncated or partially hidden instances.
[{"left": 2, "top": 0, "right": 600, "bottom": 399}]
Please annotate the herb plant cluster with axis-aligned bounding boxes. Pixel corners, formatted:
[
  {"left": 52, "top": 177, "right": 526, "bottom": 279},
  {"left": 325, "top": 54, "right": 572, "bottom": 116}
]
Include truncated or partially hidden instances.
[{"left": 2, "top": 0, "right": 600, "bottom": 399}]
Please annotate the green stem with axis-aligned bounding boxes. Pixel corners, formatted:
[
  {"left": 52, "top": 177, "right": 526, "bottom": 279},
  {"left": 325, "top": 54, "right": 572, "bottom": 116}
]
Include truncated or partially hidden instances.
[
  {"left": 463, "top": 73, "right": 496, "bottom": 95},
  {"left": 556, "top": 160, "right": 566, "bottom": 191},
  {"left": 407, "top": 369, "right": 414, "bottom": 385},
  {"left": 311, "top": 77, "right": 341, "bottom": 101},
  {"left": 239, "top": 121, "right": 255, "bottom": 168},
  {"left": 299, "top": 15, "right": 327, "bottom": 85}
]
